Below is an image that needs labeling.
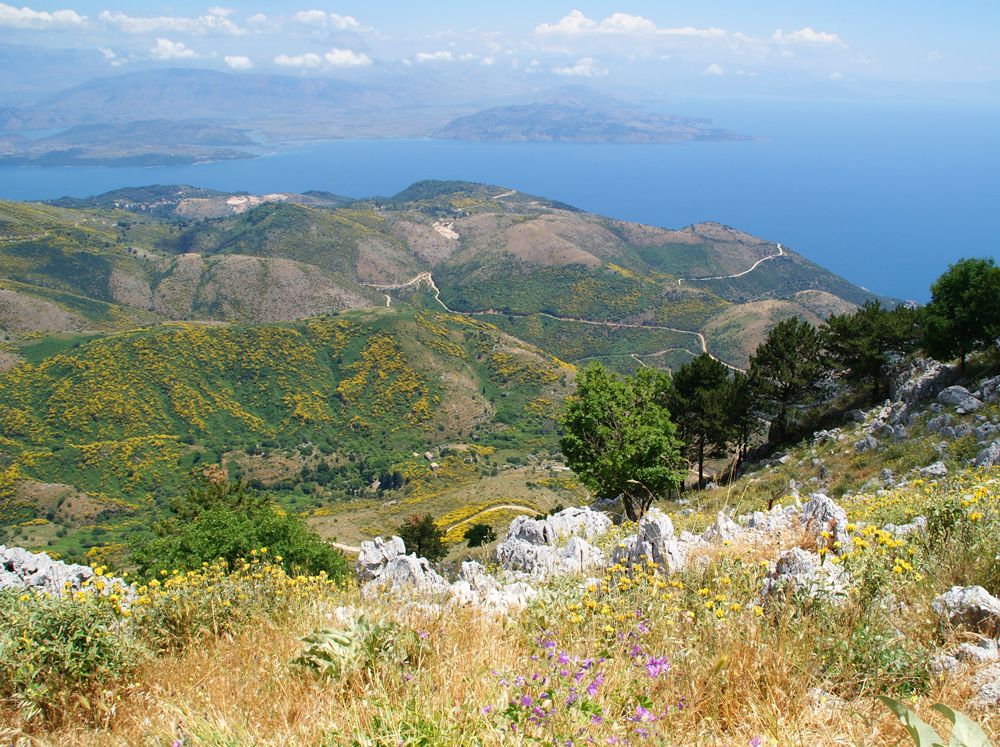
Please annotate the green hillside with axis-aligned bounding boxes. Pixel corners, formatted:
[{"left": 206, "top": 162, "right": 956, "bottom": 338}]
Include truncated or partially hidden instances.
[{"left": 0, "top": 308, "right": 574, "bottom": 560}]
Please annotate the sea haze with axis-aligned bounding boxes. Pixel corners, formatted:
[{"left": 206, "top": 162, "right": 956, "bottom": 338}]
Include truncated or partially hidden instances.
[{"left": 1, "top": 98, "right": 996, "bottom": 302}]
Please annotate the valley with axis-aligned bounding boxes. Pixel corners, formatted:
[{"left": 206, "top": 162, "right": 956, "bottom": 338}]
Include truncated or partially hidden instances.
[{"left": 0, "top": 180, "right": 882, "bottom": 563}]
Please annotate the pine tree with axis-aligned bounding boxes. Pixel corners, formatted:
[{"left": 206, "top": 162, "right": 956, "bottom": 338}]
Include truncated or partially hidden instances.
[
  {"left": 669, "top": 353, "right": 731, "bottom": 489},
  {"left": 748, "top": 317, "right": 824, "bottom": 444}
]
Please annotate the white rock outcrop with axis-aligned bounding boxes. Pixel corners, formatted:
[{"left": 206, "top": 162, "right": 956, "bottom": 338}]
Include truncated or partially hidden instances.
[{"left": 932, "top": 586, "right": 1000, "bottom": 633}]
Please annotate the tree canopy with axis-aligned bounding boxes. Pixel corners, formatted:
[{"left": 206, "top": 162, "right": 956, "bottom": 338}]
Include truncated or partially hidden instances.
[
  {"left": 823, "top": 300, "right": 922, "bottom": 402},
  {"left": 397, "top": 514, "right": 448, "bottom": 562},
  {"left": 668, "top": 353, "right": 732, "bottom": 488},
  {"left": 748, "top": 317, "right": 825, "bottom": 444},
  {"left": 559, "top": 363, "right": 685, "bottom": 520},
  {"left": 922, "top": 258, "right": 1000, "bottom": 371}
]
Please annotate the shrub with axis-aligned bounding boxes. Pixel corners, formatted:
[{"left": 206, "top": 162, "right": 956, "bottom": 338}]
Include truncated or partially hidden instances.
[
  {"left": 463, "top": 522, "right": 496, "bottom": 547},
  {"left": 0, "top": 589, "right": 146, "bottom": 725},
  {"left": 397, "top": 514, "right": 447, "bottom": 562},
  {"left": 133, "top": 556, "right": 341, "bottom": 652}
]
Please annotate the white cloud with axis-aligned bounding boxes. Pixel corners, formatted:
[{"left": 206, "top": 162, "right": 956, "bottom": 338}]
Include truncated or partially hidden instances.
[
  {"left": 480, "top": 56, "right": 495, "bottom": 66},
  {"left": 829, "top": 71, "right": 843, "bottom": 80},
  {"left": 702, "top": 63, "right": 724, "bottom": 76},
  {"left": 292, "top": 10, "right": 360, "bottom": 31},
  {"left": 552, "top": 57, "right": 607, "bottom": 77},
  {"left": 0, "top": 3, "right": 86, "bottom": 29},
  {"left": 274, "top": 51, "right": 323, "bottom": 67},
  {"left": 324, "top": 48, "right": 371, "bottom": 67},
  {"left": 225, "top": 55, "right": 253, "bottom": 70},
  {"left": 99, "top": 46, "right": 126, "bottom": 66},
  {"left": 537, "top": 10, "right": 724, "bottom": 39},
  {"left": 99, "top": 9, "right": 243, "bottom": 36},
  {"left": 772, "top": 27, "right": 845, "bottom": 46},
  {"left": 150, "top": 38, "right": 199, "bottom": 60},
  {"left": 415, "top": 50, "right": 453, "bottom": 63},
  {"left": 926, "top": 50, "right": 943, "bottom": 63}
]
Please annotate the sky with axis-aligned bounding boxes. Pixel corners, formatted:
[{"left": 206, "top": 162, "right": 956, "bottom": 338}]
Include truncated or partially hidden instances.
[{"left": 1, "top": 1, "right": 998, "bottom": 98}]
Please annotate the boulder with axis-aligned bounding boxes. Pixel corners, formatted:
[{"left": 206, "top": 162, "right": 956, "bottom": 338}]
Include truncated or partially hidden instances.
[
  {"left": 701, "top": 511, "right": 743, "bottom": 544},
  {"left": 890, "top": 357, "right": 956, "bottom": 404},
  {"left": 958, "top": 396, "right": 984, "bottom": 414},
  {"left": 939, "top": 385, "right": 973, "bottom": 406},
  {"left": 979, "top": 376, "right": 1000, "bottom": 404},
  {"left": 449, "top": 561, "right": 537, "bottom": 615},
  {"left": 975, "top": 423, "right": 999, "bottom": 443},
  {"left": 545, "top": 506, "right": 613, "bottom": 542},
  {"left": 760, "top": 547, "right": 849, "bottom": 604},
  {"left": 976, "top": 440, "right": 1000, "bottom": 468},
  {"left": 612, "top": 507, "right": 694, "bottom": 574},
  {"left": 925, "top": 414, "right": 954, "bottom": 435},
  {"left": 800, "top": 493, "right": 852, "bottom": 552},
  {"left": 953, "top": 637, "right": 1000, "bottom": 665},
  {"left": 0, "top": 545, "right": 128, "bottom": 596},
  {"left": 362, "top": 553, "right": 449, "bottom": 597},
  {"left": 558, "top": 537, "right": 607, "bottom": 575},
  {"left": 356, "top": 536, "right": 406, "bottom": 583},
  {"left": 932, "top": 586, "right": 1000, "bottom": 633},
  {"left": 743, "top": 503, "right": 799, "bottom": 536},
  {"left": 883, "top": 516, "right": 927, "bottom": 537},
  {"left": 854, "top": 435, "right": 878, "bottom": 454},
  {"left": 969, "top": 663, "right": 1000, "bottom": 710},
  {"left": 495, "top": 538, "right": 559, "bottom": 576},
  {"left": 919, "top": 462, "right": 948, "bottom": 478}
]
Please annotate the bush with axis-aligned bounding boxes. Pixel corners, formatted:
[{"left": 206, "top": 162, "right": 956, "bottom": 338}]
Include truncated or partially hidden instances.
[
  {"left": 463, "top": 522, "right": 497, "bottom": 547},
  {"left": 131, "top": 504, "right": 348, "bottom": 581},
  {"left": 132, "top": 556, "right": 341, "bottom": 652},
  {"left": 397, "top": 514, "right": 447, "bottom": 562},
  {"left": 0, "top": 589, "right": 146, "bottom": 725}
]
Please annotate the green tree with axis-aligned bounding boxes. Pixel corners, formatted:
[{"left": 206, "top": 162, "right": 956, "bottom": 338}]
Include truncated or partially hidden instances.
[
  {"left": 727, "top": 370, "right": 762, "bottom": 473},
  {"left": 130, "top": 481, "right": 348, "bottom": 580},
  {"left": 748, "top": 317, "right": 825, "bottom": 444},
  {"left": 398, "top": 514, "right": 448, "bottom": 562},
  {"left": 463, "top": 522, "right": 497, "bottom": 547},
  {"left": 559, "top": 363, "right": 685, "bottom": 521},
  {"left": 822, "top": 301, "right": 922, "bottom": 402},
  {"left": 668, "top": 353, "right": 731, "bottom": 489},
  {"left": 922, "top": 258, "right": 1000, "bottom": 371}
]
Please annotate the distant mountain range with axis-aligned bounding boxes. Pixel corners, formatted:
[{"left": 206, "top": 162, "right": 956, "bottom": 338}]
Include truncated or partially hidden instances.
[
  {"left": 0, "top": 70, "right": 751, "bottom": 164},
  {"left": 432, "top": 87, "right": 752, "bottom": 144}
]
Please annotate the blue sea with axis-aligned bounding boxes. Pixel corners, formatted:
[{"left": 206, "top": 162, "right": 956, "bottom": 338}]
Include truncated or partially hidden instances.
[{"left": 1, "top": 97, "right": 997, "bottom": 301}]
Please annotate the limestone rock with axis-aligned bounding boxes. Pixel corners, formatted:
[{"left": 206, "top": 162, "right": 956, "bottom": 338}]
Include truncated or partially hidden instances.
[
  {"left": 760, "top": 547, "right": 849, "bottom": 604},
  {"left": 976, "top": 440, "right": 1000, "bottom": 468},
  {"left": 0, "top": 545, "right": 129, "bottom": 597},
  {"left": 883, "top": 516, "right": 927, "bottom": 537},
  {"left": 612, "top": 507, "right": 694, "bottom": 574},
  {"left": 958, "top": 396, "right": 984, "bottom": 414},
  {"left": 356, "top": 536, "right": 406, "bottom": 583},
  {"left": 854, "top": 434, "right": 878, "bottom": 454},
  {"left": 800, "top": 493, "right": 852, "bottom": 552},
  {"left": 701, "top": 511, "right": 743, "bottom": 544},
  {"left": 890, "top": 357, "right": 956, "bottom": 404},
  {"left": 362, "top": 553, "right": 449, "bottom": 597},
  {"left": 968, "top": 662, "right": 1000, "bottom": 710},
  {"left": 939, "top": 385, "right": 973, "bottom": 406},
  {"left": 979, "top": 376, "right": 1000, "bottom": 404},
  {"left": 919, "top": 461, "right": 948, "bottom": 478},
  {"left": 932, "top": 586, "right": 1000, "bottom": 633}
]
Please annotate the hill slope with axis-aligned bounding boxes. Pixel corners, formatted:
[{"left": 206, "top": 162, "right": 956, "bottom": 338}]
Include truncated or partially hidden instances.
[
  {"left": 0, "top": 307, "right": 574, "bottom": 559},
  {"left": 1, "top": 180, "right": 884, "bottom": 370}
]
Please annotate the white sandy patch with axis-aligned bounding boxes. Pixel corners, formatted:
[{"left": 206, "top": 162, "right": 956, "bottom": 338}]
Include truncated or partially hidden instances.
[{"left": 433, "top": 221, "right": 459, "bottom": 240}]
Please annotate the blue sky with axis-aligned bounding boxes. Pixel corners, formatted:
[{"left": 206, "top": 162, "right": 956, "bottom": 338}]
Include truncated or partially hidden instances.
[{"left": 1, "top": 2, "right": 997, "bottom": 96}]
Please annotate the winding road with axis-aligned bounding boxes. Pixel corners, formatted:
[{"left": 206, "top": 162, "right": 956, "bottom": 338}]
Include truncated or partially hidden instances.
[{"left": 362, "top": 243, "right": 787, "bottom": 373}]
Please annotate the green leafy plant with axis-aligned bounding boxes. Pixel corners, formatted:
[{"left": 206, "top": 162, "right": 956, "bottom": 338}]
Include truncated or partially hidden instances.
[
  {"left": 879, "top": 697, "right": 992, "bottom": 747},
  {"left": 293, "top": 616, "right": 422, "bottom": 681}
]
